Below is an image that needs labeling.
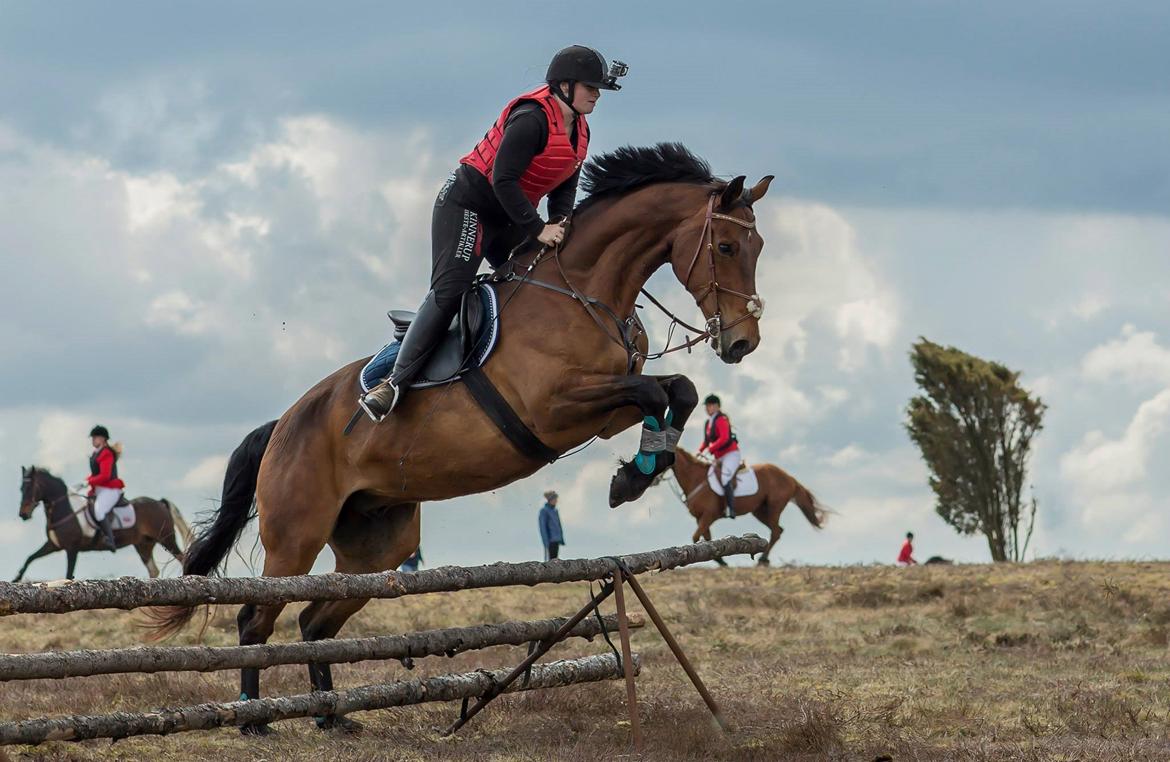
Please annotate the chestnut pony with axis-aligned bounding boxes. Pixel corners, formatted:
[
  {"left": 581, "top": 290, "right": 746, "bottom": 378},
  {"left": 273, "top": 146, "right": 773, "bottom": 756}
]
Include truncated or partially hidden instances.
[
  {"left": 668, "top": 447, "right": 826, "bottom": 566},
  {"left": 154, "top": 144, "right": 773, "bottom": 733}
]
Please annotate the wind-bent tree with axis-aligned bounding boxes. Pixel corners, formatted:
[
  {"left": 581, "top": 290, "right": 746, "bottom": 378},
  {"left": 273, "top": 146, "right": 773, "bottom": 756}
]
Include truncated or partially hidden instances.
[{"left": 905, "top": 339, "right": 1046, "bottom": 562}]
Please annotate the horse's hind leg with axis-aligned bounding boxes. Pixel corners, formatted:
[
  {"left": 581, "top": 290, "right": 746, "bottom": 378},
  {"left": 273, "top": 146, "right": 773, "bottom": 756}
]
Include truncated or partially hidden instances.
[
  {"left": 237, "top": 497, "right": 336, "bottom": 735},
  {"left": 134, "top": 542, "right": 160, "bottom": 578},
  {"left": 299, "top": 499, "right": 421, "bottom": 733},
  {"left": 65, "top": 550, "right": 79, "bottom": 580},
  {"left": 756, "top": 505, "right": 783, "bottom": 566}
]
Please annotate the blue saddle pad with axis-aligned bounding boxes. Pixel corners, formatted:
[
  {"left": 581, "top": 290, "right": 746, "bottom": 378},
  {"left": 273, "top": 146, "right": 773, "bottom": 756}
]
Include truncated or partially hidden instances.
[{"left": 361, "top": 283, "right": 500, "bottom": 392}]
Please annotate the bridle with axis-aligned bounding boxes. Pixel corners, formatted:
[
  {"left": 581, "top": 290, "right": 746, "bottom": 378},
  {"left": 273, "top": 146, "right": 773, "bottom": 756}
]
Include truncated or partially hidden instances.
[
  {"left": 641, "top": 192, "right": 765, "bottom": 359},
  {"left": 20, "top": 470, "right": 85, "bottom": 528},
  {"left": 494, "top": 188, "right": 766, "bottom": 366}
]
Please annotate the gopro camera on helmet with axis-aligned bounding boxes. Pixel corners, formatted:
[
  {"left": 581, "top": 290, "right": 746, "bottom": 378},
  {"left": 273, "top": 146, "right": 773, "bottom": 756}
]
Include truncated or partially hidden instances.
[{"left": 604, "top": 60, "right": 629, "bottom": 90}]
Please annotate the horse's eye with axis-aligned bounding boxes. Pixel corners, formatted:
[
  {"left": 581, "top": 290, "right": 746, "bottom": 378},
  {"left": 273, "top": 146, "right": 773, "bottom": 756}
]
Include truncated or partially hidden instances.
[{"left": 717, "top": 243, "right": 734, "bottom": 256}]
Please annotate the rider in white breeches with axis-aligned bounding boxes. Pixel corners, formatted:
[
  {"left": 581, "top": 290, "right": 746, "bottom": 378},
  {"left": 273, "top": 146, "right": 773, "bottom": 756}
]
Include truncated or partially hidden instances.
[
  {"left": 698, "top": 394, "right": 742, "bottom": 519},
  {"left": 86, "top": 425, "right": 124, "bottom": 551}
]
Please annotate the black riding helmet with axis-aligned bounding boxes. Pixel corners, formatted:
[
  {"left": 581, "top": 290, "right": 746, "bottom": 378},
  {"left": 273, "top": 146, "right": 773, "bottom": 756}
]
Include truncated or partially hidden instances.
[
  {"left": 546, "top": 45, "right": 627, "bottom": 113},
  {"left": 90, "top": 425, "right": 110, "bottom": 439},
  {"left": 704, "top": 394, "right": 721, "bottom": 406}
]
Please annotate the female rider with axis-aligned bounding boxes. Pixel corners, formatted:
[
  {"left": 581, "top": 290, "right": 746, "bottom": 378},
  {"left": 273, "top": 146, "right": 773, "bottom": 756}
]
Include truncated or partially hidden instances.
[{"left": 360, "top": 45, "right": 626, "bottom": 421}]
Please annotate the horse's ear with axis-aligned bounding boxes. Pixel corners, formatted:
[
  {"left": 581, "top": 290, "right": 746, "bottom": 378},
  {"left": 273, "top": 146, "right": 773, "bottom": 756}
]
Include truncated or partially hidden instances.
[
  {"left": 719, "top": 176, "right": 746, "bottom": 211},
  {"left": 21, "top": 465, "right": 26, "bottom": 477},
  {"left": 748, "top": 175, "right": 775, "bottom": 204}
]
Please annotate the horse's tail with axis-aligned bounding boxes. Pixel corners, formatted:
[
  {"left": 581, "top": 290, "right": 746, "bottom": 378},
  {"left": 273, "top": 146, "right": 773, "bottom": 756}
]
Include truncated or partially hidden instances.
[
  {"left": 161, "top": 498, "right": 193, "bottom": 548},
  {"left": 792, "top": 481, "right": 829, "bottom": 529},
  {"left": 145, "top": 420, "right": 277, "bottom": 640}
]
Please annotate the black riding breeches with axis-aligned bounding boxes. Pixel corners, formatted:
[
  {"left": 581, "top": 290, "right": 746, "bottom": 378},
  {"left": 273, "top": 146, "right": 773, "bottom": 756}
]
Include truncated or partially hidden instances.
[{"left": 431, "top": 175, "right": 528, "bottom": 316}]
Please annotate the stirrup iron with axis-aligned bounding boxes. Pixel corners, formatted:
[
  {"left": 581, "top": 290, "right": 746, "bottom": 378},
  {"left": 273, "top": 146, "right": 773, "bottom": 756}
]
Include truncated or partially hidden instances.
[{"left": 358, "top": 382, "right": 400, "bottom": 423}]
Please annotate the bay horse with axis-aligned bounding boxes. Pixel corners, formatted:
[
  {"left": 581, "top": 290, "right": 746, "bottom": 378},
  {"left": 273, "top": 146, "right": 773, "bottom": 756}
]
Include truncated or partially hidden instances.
[
  {"left": 154, "top": 144, "right": 774, "bottom": 734},
  {"left": 668, "top": 447, "right": 826, "bottom": 566},
  {"left": 16, "top": 466, "right": 192, "bottom": 581}
]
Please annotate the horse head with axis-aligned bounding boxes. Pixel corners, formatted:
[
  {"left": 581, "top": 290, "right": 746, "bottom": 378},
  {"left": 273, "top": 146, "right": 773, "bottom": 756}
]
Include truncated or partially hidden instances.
[
  {"left": 19, "top": 465, "right": 39, "bottom": 520},
  {"left": 670, "top": 175, "right": 774, "bottom": 364}
]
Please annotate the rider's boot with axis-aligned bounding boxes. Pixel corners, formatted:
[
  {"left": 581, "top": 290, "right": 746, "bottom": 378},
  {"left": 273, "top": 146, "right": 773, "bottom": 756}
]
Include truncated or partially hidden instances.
[
  {"left": 724, "top": 478, "right": 737, "bottom": 519},
  {"left": 359, "top": 290, "right": 452, "bottom": 422},
  {"left": 98, "top": 514, "right": 117, "bottom": 551}
]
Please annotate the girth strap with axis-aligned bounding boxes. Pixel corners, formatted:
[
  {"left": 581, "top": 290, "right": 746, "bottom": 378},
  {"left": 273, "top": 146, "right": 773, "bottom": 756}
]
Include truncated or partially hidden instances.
[{"left": 461, "top": 367, "right": 560, "bottom": 464}]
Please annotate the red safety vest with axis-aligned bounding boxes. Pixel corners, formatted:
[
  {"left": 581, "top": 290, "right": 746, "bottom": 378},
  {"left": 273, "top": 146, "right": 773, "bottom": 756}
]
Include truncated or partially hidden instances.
[{"left": 460, "top": 85, "right": 589, "bottom": 206}]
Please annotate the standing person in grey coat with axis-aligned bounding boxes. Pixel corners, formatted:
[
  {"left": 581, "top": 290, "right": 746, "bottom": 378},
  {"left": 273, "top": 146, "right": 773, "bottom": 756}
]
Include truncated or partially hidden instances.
[{"left": 539, "top": 490, "right": 564, "bottom": 560}]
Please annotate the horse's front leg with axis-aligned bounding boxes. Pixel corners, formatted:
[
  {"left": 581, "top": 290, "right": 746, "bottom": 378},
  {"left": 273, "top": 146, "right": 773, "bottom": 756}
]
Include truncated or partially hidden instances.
[
  {"left": 13, "top": 541, "right": 58, "bottom": 582},
  {"left": 575, "top": 374, "right": 698, "bottom": 507},
  {"left": 609, "top": 374, "right": 699, "bottom": 506},
  {"left": 553, "top": 373, "right": 697, "bottom": 505}
]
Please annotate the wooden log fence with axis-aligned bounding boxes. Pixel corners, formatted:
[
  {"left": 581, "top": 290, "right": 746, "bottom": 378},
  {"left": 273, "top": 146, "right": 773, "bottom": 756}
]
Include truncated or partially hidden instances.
[{"left": 0, "top": 534, "right": 766, "bottom": 749}]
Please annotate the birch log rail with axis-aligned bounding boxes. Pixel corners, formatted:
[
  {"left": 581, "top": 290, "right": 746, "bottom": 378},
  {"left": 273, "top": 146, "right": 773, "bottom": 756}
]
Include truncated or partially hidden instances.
[
  {"left": 0, "top": 535, "right": 765, "bottom": 615},
  {"left": 0, "top": 654, "right": 638, "bottom": 745},
  {"left": 0, "top": 613, "right": 643, "bottom": 682}
]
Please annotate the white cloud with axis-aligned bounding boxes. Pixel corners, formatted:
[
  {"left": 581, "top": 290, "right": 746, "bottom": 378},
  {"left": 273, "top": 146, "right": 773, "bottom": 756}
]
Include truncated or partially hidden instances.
[
  {"left": 123, "top": 172, "right": 199, "bottom": 231},
  {"left": 1060, "top": 388, "right": 1170, "bottom": 494},
  {"left": 35, "top": 412, "right": 92, "bottom": 475},
  {"left": 825, "top": 443, "right": 868, "bottom": 468},
  {"left": 1082, "top": 324, "right": 1170, "bottom": 387},
  {"left": 180, "top": 455, "right": 229, "bottom": 491}
]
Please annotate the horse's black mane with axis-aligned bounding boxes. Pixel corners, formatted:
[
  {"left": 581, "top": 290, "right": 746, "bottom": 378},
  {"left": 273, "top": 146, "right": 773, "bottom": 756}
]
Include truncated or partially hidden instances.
[{"left": 576, "top": 143, "right": 715, "bottom": 213}]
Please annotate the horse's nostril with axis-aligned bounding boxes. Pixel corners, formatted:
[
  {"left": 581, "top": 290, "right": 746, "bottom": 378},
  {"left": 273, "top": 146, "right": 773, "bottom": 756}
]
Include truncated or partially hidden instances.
[{"left": 728, "top": 339, "right": 751, "bottom": 361}]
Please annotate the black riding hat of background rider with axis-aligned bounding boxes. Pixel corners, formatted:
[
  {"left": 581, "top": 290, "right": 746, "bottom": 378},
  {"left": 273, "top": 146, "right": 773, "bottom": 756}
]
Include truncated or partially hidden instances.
[
  {"left": 546, "top": 46, "right": 627, "bottom": 113},
  {"left": 704, "top": 394, "right": 721, "bottom": 406},
  {"left": 90, "top": 425, "right": 110, "bottom": 439}
]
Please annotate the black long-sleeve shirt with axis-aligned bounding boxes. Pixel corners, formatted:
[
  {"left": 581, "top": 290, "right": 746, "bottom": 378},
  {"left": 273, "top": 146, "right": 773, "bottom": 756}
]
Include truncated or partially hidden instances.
[{"left": 452, "top": 101, "right": 582, "bottom": 237}]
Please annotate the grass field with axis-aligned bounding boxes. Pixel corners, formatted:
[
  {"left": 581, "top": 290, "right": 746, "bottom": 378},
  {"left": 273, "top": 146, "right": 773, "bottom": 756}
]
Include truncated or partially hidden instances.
[{"left": 3, "top": 557, "right": 1170, "bottom": 761}]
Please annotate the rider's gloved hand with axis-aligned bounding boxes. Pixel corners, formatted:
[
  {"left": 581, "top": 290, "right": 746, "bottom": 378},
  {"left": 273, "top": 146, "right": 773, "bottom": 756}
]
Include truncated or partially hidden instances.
[{"left": 537, "top": 221, "right": 566, "bottom": 247}]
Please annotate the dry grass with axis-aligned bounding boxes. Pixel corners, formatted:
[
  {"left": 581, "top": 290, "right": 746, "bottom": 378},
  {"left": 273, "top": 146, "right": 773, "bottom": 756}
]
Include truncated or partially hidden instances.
[{"left": 4, "top": 560, "right": 1170, "bottom": 760}]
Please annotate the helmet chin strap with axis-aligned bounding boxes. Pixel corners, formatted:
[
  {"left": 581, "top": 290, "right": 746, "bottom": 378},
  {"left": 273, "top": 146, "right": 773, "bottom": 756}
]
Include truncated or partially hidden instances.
[{"left": 552, "top": 80, "right": 581, "bottom": 115}]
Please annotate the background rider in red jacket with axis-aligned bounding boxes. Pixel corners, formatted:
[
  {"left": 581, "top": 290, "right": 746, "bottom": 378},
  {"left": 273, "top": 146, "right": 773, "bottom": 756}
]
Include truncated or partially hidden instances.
[
  {"left": 698, "top": 394, "right": 740, "bottom": 519},
  {"left": 85, "top": 425, "right": 124, "bottom": 551}
]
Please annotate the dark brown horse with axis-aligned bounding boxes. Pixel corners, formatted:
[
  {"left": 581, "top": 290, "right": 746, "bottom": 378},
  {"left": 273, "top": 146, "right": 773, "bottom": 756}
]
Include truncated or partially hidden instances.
[
  {"left": 155, "top": 144, "right": 774, "bottom": 733},
  {"left": 16, "top": 466, "right": 192, "bottom": 581},
  {"left": 668, "top": 447, "right": 826, "bottom": 565}
]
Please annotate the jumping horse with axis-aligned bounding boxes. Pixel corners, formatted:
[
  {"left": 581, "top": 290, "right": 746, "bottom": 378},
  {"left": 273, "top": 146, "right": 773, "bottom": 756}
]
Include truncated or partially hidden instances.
[
  {"left": 154, "top": 144, "right": 775, "bottom": 734},
  {"left": 16, "top": 466, "right": 192, "bottom": 581},
  {"left": 667, "top": 447, "right": 826, "bottom": 566}
]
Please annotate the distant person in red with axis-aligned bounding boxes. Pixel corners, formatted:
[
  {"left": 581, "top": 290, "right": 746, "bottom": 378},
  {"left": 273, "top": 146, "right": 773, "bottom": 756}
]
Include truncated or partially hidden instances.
[{"left": 897, "top": 532, "right": 917, "bottom": 566}]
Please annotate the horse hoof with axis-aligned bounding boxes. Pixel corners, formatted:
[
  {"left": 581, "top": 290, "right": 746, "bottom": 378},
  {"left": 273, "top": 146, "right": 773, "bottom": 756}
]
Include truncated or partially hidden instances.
[
  {"left": 608, "top": 462, "right": 653, "bottom": 508},
  {"left": 316, "top": 715, "right": 364, "bottom": 734},
  {"left": 240, "top": 723, "right": 272, "bottom": 736}
]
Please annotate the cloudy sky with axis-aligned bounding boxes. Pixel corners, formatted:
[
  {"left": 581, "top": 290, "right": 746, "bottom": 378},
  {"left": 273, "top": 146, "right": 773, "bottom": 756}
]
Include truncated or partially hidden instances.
[{"left": 2, "top": 2, "right": 1167, "bottom": 580}]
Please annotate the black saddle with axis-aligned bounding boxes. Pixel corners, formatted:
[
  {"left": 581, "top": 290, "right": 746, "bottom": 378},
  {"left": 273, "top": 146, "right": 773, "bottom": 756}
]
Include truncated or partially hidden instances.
[{"left": 361, "top": 284, "right": 497, "bottom": 391}]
